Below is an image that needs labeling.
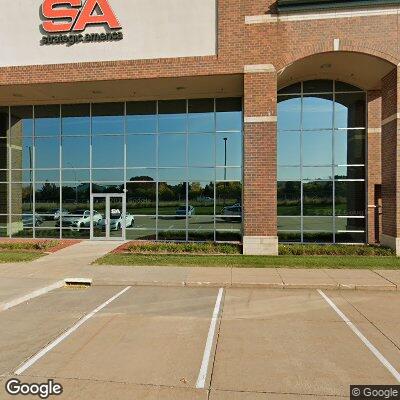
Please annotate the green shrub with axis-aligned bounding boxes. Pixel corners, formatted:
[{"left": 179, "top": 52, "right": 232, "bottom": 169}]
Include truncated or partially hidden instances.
[
  {"left": 278, "top": 244, "right": 395, "bottom": 256},
  {"left": 0, "top": 240, "right": 58, "bottom": 251},
  {"left": 124, "top": 241, "right": 241, "bottom": 255}
]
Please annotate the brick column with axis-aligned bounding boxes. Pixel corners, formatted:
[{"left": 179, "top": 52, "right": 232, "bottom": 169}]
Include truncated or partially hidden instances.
[
  {"left": 242, "top": 64, "right": 278, "bottom": 255},
  {"left": 366, "top": 91, "right": 382, "bottom": 244},
  {"left": 381, "top": 68, "right": 400, "bottom": 255}
]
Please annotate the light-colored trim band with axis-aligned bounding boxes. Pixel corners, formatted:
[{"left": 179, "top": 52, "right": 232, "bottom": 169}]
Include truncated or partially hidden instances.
[
  {"left": 368, "top": 128, "right": 382, "bottom": 134},
  {"left": 244, "top": 64, "right": 276, "bottom": 73},
  {"left": 244, "top": 116, "right": 277, "bottom": 123},
  {"left": 245, "top": 6, "right": 400, "bottom": 24},
  {"left": 382, "top": 113, "right": 400, "bottom": 126}
]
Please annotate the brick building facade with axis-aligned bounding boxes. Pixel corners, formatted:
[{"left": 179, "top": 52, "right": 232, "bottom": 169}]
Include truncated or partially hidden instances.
[{"left": 1, "top": 0, "right": 400, "bottom": 254}]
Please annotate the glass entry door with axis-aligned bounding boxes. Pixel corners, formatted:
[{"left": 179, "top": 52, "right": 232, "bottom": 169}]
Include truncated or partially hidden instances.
[{"left": 91, "top": 194, "right": 126, "bottom": 240}]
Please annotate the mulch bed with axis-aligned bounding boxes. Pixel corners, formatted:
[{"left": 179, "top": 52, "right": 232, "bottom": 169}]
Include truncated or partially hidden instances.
[{"left": 0, "top": 239, "right": 81, "bottom": 253}]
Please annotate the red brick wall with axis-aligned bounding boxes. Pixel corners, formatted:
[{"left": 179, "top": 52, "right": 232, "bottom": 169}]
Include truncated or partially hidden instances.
[
  {"left": 1, "top": 0, "right": 400, "bottom": 242},
  {"left": 367, "top": 91, "right": 382, "bottom": 243},
  {"left": 381, "top": 68, "right": 400, "bottom": 238},
  {"left": 243, "top": 72, "right": 277, "bottom": 237}
]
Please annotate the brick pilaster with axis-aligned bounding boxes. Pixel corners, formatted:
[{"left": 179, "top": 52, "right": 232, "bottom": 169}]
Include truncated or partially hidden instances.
[
  {"left": 381, "top": 68, "right": 400, "bottom": 254},
  {"left": 242, "top": 68, "right": 278, "bottom": 255}
]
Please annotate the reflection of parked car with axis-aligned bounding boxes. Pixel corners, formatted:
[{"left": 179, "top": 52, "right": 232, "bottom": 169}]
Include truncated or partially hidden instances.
[
  {"left": 56, "top": 210, "right": 102, "bottom": 229},
  {"left": 53, "top": 209, "right": 70, "bottom": 220},
  {"left": 22, "top": 214, "right": 44, "bottom": 227},
  {"left": 99, "top": 210, "right": 134, "bottom": 231},
  {"left": 221, "top": 204, "right": 242, "bottom": 221},
  {"left": 175, "top": 205, "right": 195, "bottom": 217}
]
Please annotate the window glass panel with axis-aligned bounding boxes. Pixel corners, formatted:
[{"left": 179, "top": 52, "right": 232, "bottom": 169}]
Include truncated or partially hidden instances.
[
  {"left": 278, "top": 216, "right": 301, "bottom": 231},
  {"left": 35, "top": 137, "right": 60, "bottom": 168},
  {"left": 158, "top": 181, "right": 186, "bottom": 216},
  {"left": 92, "top": 135, "right": 124, "bottom": 168},
  {"left": 61, "top": 104, "right": 90, "bottom": 135},
  {"left": 216, "top": 133, "right": 242, "bottom": 167},
  {"left": 0, "top": 138, "right": 8, "bottom": 170},
  {"left": 12, "top": 183, "right": 32, "bottom": 214},
  {"left": 278, "top": 181, "right": 301, "bottom": 216},
  {"left": 188, "top": 167, "right": 214, "bottom": 181},
  {"left": 36, "top": 170, "right": 60, "bottom": 182},
  {"left": 335, "top": 181, "right": 365, "bottom": 216},
  {"left": 335, "top": 232, "right": 365, "bottom": 243},
  {"left": 11, "top": 136, "right": 32, "bottom": 170},
  {"left": 335, "top": 166, "right": 365, "bottom": 180},
  {"left": 0, "top": 107, "right": 8, "bottom": 137},
  {"left": 158, "top": 100, "right": 187, "bottom": 133},
  {"left": 335, "top": 217, "right": 365, "bottom": 232},
  {"left": 302, "top": 166, "right": 332, "bottom": 181},
  {"left": 126, "top": 135, "right": 156, "bottom": 168},
  {"left": 92, "top": 183, "right": 124, "bottom": 193},
  {"left": 335, "top": 93, "right": 366, "bottom": 129},
  {"left": 35, "top": 105, "right": 60, "bottom": 136},
  {"left": 334, "top": 129, "right": 365, "bottom": 165},
  {"left": 158, "top": 135, "right": 186, "bottom": 167},
  {"left": 62, "top": 136, "right": 90, "bottom": 168},
  {"left": 215, "top": 182, "right": 242, "bottom": 218},
  {"left": 127, "top": 169, "right": 157, "bottom": 182},
  {"left": 188, "top": 134, "right": 214, "bottom": 167},
  {"left": 126, "top": 182, "right": 156, "bottom": 215},
  {"left": 188, "top": 99, "right": 214, "bottom": 133},
  {"left": 278, "top": 83, "right": 301, "bottom": 94},
  {"left": 158, "top": 168, "right": 187, "bottom": 182},
  {"left": 35, "top": 183, "right": 60, "bottom": 214},
  {"left": 302, "top": 95, "right": 333, "bottom": 130},
  {"left": 303, "top": 216, "right": 333, "bottom": 231},
  {"left": 216, "top": 98, "right": 242, "bottom": 132},
  {"left": 126, "top": 226, "right": 156, "bottom": 241},
  {"left": 189, "top": 182, "right": 214, "bottom": 215},
  {"left": 11, "top": 170, "right": 33, "bottom": 183},
  {"left": 62, "top": 169, "right": 90, "bottom": 182},
  {"left": 216, "top": 231, "right": 241, "bottom": 242},
  {"left": 126, "top": 101, "right": 157, "bottom": 134},
  {"left": 92, "top": 103, "right": 124, "bottom": 135},
  {"left": 216, "top": 167, "right": 241, "bottom": 181},
  {"left": 303, "top": 80, "right": 333, "bottom": 93},
  {"left": 0, "top": 184, "right": 8, "bottom": 215},
  {"left": 0, "top": 170, "right": 7, "bottom": 182},
  {"left": 188, "top": 231, "right": 215, "bottom": 241},
  {"left": 335, "top": 82, "right": 363, "bottom": 92},
  {"left": 303, "top": 181, "right": 333, "bottom": 216},
  {"left": 278, "top": 131, "right": 300, "bottom": 166},
  {"left": 303, "top": 232, "right": 333, "bottom": 243},
  {"left": 62, "top": 183, "right": 90, "bottom": 210},
  {"left": 10, "top": 106, "right": 33, "bottom": 138},
  {"left": 303, "top": 131, "right": 332, "bottom": 166},
  {"left": 92, "top": 169, "right": 124, "bottom": 181},
  {"left": 277, "top": 96, "right": 301, "bottom": 131},
  {"left": 278, "top": 232, "right": 301, "bottom": 243},
  {"left": 278, "top": 166, "right": 300, "bottom": 181}
]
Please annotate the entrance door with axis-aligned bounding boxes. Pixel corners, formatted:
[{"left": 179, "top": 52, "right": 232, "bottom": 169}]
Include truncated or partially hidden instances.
[{"left": 91, "top": 194, "right": 126, "bottom": 240}]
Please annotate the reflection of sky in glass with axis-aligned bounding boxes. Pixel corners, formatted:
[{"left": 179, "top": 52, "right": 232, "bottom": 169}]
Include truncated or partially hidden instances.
[
  {"left": 92, "top": 135, "right": 124, "bottom": 168},
  {"left": 126, "top": 115, "right": 157, "bottom": 134},
  {"left": 62, "top": 136, "right": 90, "bottom": 168},
  {"left": 278, "top": 132, "right": 300, "bottom": 165},
  {"left": 302, "top": 96, "right": 333, "bottom": 130},
  {"left": 127, "top": 135, "right": 157, "bottom": 168},
  {"left": 92, "top": 115, "right": 124, "bottom": 135},
  {"left": 303, "top": 131, "right": 332, "bottom": 166},
  {"left": 62, "top": 117, "right": 90, "bottom": 135},
  {"left": 158, "top": 135, "right": 186, "bottom": 167}
]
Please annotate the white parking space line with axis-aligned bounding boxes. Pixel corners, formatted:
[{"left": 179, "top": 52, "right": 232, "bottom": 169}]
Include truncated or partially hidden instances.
[
  {"left": 196, "top": 288, "right": 224, "bottom": 389},
  {"left": 318, "top": 290, "right": 400, "bottom": 383},
  {"left": 0, "top": 280, "right": 65, "bottom": 312},
  {"left": 15, "top": 286, "right": 132, "bottom": 376}
]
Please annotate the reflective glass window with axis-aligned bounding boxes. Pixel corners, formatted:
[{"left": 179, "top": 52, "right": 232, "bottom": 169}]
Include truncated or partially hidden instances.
[
  {"left": 35, "top": 105, "right": 60, "bottom": 136},
  {"left": 126, "top": 101, "right": 157, "bottom": 134},
  {"left": 61, "top": 104, "right": 90, "bottom": 135},
  {"left": 92, "top": 103, "right": 124, "bottom": 135}
]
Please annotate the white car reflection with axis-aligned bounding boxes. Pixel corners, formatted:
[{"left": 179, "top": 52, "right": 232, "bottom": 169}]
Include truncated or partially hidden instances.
[
  {"left": 98, "top": 210, "right": 135, "bottom": 231},
  {"left": 56, "top": 210, "right": 102, "bottom": 229}
]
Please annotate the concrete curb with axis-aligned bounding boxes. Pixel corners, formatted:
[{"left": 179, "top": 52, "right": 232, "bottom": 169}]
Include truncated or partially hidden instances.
[{"left": 91, "top": 280, "right": 398, "bottom": 291}]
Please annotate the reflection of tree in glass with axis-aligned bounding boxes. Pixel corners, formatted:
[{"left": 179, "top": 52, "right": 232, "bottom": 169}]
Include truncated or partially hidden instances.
[{"left": 215, "top": 182, "right": 242, "bottom": 212}]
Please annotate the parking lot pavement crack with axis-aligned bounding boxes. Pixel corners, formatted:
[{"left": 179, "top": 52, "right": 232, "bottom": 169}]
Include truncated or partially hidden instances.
[
  {"left": 372, "top": 270, "right": 398, "bottom": 288},
  {"left": 339, "top": 292, "right": 400, "bottom": 352},
  {"left": 275, "top": 268, "right": 285, "bottom": 285}
]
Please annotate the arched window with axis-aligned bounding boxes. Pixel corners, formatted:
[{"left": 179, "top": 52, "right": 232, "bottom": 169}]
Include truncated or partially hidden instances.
[{"left": 277, "top": 80, "right": 366, "bottom": 243}]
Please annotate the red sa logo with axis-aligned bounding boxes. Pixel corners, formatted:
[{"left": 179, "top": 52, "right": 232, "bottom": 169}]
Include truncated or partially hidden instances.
[{"left": 41, "top": 0, "right": 121, "bottom": 33}]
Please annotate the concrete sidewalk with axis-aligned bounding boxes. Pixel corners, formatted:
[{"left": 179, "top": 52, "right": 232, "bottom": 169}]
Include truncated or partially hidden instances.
[{"left": 0, "top": 241, "right": 398, "bottom": 291}]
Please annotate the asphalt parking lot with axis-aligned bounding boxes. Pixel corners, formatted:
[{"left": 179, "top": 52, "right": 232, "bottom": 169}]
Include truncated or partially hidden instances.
[{"left": 0, "top": 284, "right": 399, "bottom": 399}]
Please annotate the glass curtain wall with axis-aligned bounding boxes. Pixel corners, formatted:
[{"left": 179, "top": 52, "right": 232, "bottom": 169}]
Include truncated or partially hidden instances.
[
  {"left": 277, "top": 80, "right": 366, "bottom": 243},
  {"left": 2, "top": 98, "right": 243, "bottom": 241}
]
